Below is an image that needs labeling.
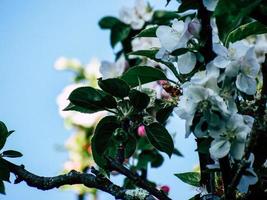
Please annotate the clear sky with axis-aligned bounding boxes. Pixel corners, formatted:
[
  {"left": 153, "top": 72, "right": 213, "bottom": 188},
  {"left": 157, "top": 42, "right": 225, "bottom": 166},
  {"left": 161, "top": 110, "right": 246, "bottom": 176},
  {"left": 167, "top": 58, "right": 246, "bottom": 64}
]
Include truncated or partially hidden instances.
[{"left": 0, "top": 1, "right": 198, "bottom": 199}]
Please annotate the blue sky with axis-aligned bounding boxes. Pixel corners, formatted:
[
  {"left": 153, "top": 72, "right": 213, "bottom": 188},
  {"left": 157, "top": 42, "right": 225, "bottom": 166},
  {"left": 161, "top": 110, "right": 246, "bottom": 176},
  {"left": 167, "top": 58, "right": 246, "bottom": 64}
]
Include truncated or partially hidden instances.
[{"left": 0, "top": 1, "right": 198, "bottom": 199}]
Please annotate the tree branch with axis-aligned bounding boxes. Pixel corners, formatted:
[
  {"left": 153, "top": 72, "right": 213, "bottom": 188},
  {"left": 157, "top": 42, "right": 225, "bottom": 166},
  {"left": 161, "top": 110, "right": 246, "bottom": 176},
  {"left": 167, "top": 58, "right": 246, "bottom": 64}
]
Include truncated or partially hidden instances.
[
  {"left": 2, "top": 159, "right": 134, "bottom": 199},
  {"left": 196, "top": 1, "right": 216, "bottom": 194},
  {"left": 106, "top": 157, "right": 171, "bottom": 200}
]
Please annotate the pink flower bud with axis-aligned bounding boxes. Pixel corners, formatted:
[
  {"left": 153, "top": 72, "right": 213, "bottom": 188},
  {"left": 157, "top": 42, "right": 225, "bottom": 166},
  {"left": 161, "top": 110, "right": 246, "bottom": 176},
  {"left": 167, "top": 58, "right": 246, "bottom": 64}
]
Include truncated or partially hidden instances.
[
  {"left": 158, "top": 80, "right": 168, "bottom": 85},
  {"left": 160, "top": 185, "right": 170, "bottom": 193},
  {"left": 137, "top": 125, "right": 146, "bottom": 137},
  {"left": 188, "top": 18, "right": 201, "bottom": 37}
]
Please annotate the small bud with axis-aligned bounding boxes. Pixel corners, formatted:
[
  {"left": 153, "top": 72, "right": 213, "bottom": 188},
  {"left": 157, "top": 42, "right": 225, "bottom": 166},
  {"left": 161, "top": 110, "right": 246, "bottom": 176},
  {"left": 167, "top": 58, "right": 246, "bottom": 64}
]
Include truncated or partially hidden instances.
[
  {"left": 158, "top": 80, "right": 168, "bottom": 85},
  {"left": 188, "top": 18, "right": 201, "bottom": 38},
  {"left": 137, "top": 125, "right": 146, "bottom": 137},
  {"left": 160, "top": 185, "right": 170, "bottom": 193}
]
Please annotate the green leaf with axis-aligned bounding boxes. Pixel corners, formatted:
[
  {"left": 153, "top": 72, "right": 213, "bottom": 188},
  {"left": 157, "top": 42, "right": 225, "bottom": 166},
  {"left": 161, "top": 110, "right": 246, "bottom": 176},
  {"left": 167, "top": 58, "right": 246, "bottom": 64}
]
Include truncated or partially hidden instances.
[
  {"left": 111, "top": 24, "right": 131, "bottom": 48},
  {"left": 152, "top": 10, "right": 180, "bottom": 25},
  {"left": 175, "top": 172, "right": 200, "bottom": 187},
  {"left": 178, "top": 0, "right": 200, "bottom": 13},
  {"left": 215, "top": 0, "right": 261, "bottom": 44},
  {"left": 188, "top": 194, "right": 201, "bottom": 200},
  {"left": 125, "top": 135, "right": 137, "bottom": 158},
  {"left": 128, "top": 50, "right": 180, "bottom": 79},
  {"left": 98, "top": 78, "right": 130, "bottom": 98},
  {"left": 146, "top": 122, "right": 174, "bottom": 157},
  {"left": 134, "top": 27, "right": 157, "bottom": 38},
  {"left": 0, "top": 122, "right": 8, "bottom": 150},
  {"left": 68, "top": 86, "right": 117, "bottom": 112},
  {"left": 226, "top": 21, "right": 267, "bottom": 46},
  {"left": 173, "top": 148, "right": 183, "bottom": 157},
  {"left": 2, "top": 150, "right": 23, "bottom": 158},
  {"left": 151, "top": 151, "right": 164, "bottom": 168},
  {"left": 91, "top": 116, "right": 120, "bottom": 168},
  {"left": 0, "top": 160, "right": 10, "bottom": 182},
  {"left": 99, "top": 16, "right": 122, "bottom": 29},
  {"left": 129, "top": 89, "right": 150, "bottom": 111},
  {"left": 121, "top": 66, "right": 168, "bottom": 87},
  {"left": 156, "top": 106, "right": 174, "bottom": 123},
  {"left": 171, "top": 48, "right": 189, "bottom": 56},
  {"left": 63, "top": 102, "right": 99, "bottom": 114},
  {"left": 0, "top": 181, "right": 5, "bottom": 195}
]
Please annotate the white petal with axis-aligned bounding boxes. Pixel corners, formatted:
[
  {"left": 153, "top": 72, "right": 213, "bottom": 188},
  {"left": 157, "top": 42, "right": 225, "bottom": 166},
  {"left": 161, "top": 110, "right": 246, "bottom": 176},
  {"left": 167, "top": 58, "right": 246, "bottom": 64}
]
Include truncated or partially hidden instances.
[
  {"left": 177, "top": 52, "right": 196, "bottom": 74},
  {"left": 156, "top": 26, "right": 180, "bottom": 52},
  {"left": 237, "top": 168, "right": 258, "bottom": 193},
  {"left": 213, "top": 56, "right": 231, "bottom": 68},
  {"left": 213, "top": 43, "right": 228, "bottom": 57},
  {"left": 203, "top": 0, "right": 219, "bottom": 11},
  {"left": 236, "top": 74, "right": 257, "bottom": 95},
  {"left": 230, "top": 141, "right": 245, "bottom": 160},
  {"left": 209, "top": 139, "right": 231, "bottom": 159},
  {"left": 242, "top": 47, "right": 260, "bottom": 78},
  {"left": 171, "top": 19, "right": 184, "bottom": 33}
]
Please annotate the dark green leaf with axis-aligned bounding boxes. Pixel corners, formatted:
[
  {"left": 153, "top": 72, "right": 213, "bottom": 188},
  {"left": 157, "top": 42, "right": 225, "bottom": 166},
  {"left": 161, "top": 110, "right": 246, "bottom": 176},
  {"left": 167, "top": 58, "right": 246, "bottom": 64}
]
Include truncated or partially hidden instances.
[
  {"left": 2, "top": 150, "right": 23, "bottom": 158},
  {"left": 0, "top": 122, "right": 8, "bottom": 150},
  {"left": 152, "top": 10, "right": 180, "bottom": 25},
  {"left": 215, "top": 0, "right": 261, "bottom": 44},
  {"left": 151, "top": 152, "right": 164, "bottom": 168},
  {"left": 125, "top": 135, "right": 137, "bottom": 158},
  {"left": 178, "top": 0, "right": 200, "bottom": 13},
  {"left": 171, "top": 48, "right": 189, "bottom": 56},
  {"left": 99, "top": 16, "right": 122, "bottom": 29},
  {"left": 0, "top": 181, "right": 5, "bottom": 195},
  {"left": 173, "top": 148, "right": 183, "bottom": 157},
  {"left": 68, "top": 87, "right": 117, "bottom": 112},
  {"left": 121, "top": 66, "right": 168, "bottom": 87},
  {"left": 129, "top": 89, "right": 150, "bottom": 111},
  {"left": 175, "top": 172, "right": 200, "bottom": 187},
  {"left": 146, "top": 122, "right": 174, "bottom": 157},
  {"left": 0, "top": 160, "right": 10, "bottom": 182},
  {"left": 134, "top": 27, "right": 157, "bottom": 38},
  {"left": 137, "top": 150, "right": 164, "bottom": 169},
  {"left": 128, "top": 50, "right": 180, "bottom": 79},
  {"left": 188, "top": 194, "right": 201, "bottom": 200},
  {"left": 91, "top": 116, "right": 120, "bottom": 168},
  {"left": 226, "top": 21, "right": 267, "bottom": 46},
  {"left": 111, "top": 24, "right": 131, "bottom": 48},
  {"left": 98, "top": 78, "right": 130, "bottom": 98},
  {"left": 196, "top": 138, "right": 212, "bottom": 154},
  {"left": 63, "top": 102, "right": 100, "bottom": 114},
  {"left": 156, "top": 106, "right": 174, "bottom": 123}
]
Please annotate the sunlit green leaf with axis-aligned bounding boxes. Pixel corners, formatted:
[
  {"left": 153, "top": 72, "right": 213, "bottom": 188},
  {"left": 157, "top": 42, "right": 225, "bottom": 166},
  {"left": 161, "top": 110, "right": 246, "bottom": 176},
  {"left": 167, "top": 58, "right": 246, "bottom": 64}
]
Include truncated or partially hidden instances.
[
  {"left": 175, "top": 172, "right": 200, "bottom": 187},
  {"left": 226, "top": 21, "right": 267, "bottom": 46}
]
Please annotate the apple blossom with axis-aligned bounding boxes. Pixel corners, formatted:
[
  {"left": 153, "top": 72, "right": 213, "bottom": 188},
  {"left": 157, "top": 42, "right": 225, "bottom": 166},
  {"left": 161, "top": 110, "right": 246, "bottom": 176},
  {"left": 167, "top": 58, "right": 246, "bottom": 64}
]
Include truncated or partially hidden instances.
[{"left": 119, "top": 0, "right": 153, "bottom": 30}]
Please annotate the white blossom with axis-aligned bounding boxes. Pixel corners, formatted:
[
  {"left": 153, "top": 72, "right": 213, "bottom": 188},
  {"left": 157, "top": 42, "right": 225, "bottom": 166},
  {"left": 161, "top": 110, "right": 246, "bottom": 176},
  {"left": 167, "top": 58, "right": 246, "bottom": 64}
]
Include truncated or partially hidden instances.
[
  {"left": 209, "top": 114, "right": 254, "bottom": 160},
  {"left": 100, "top": 56, "right": 126, "bottom": 79},
  {"left": 202, "top": 0, "right": 219, "bottom": 11},
  {"left": 119, "top": 0, "right": 153, "bottom": 30},
  {"left": 54, "top": 57, "right": 81, "bottom": 71},
  {"left": 237, "top": 154, "right": 258, "bottom": 193},
  {"left": 175, "top": 84, "right": 229, "bottom": 137}
]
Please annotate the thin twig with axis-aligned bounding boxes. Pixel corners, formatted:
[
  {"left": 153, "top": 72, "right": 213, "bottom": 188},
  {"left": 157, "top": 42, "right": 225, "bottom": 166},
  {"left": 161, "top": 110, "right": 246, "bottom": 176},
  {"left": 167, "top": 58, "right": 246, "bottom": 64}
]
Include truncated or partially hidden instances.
[{"left": 106, "top": 157, "right": 171, "bottom": 200}]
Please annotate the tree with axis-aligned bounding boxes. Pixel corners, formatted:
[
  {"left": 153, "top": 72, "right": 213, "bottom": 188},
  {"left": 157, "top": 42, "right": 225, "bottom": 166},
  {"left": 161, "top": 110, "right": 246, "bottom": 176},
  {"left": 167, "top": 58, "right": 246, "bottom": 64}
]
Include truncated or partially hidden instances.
[{"left": 1, "top": 0, "right": 267, "bottom": 199}]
